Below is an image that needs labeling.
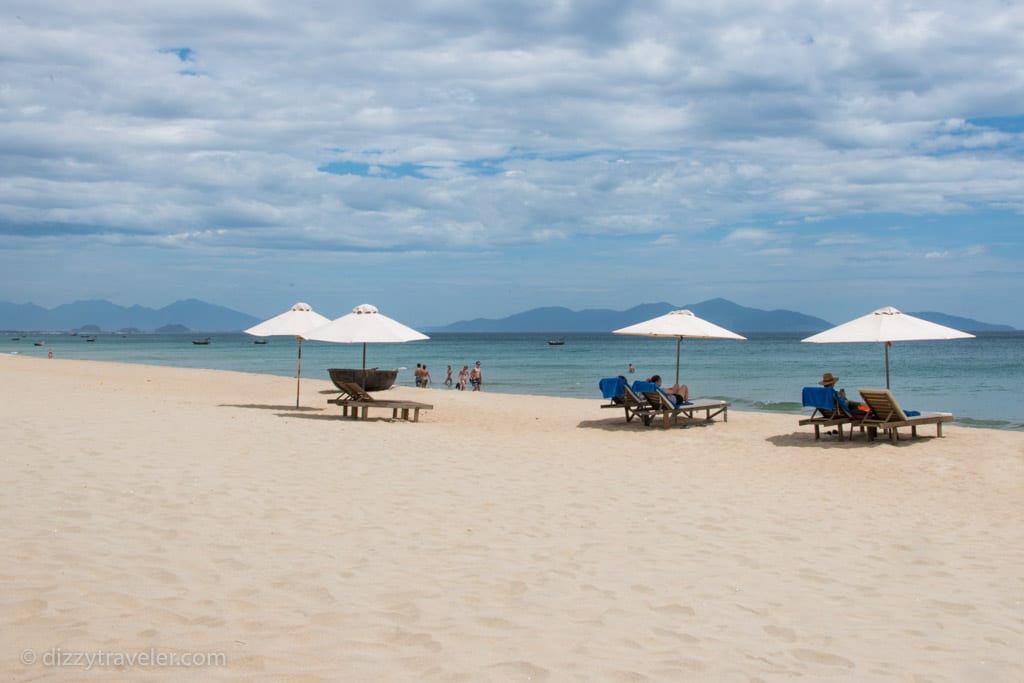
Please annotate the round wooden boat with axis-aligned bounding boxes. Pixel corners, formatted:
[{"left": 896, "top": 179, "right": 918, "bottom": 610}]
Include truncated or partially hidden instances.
[{"left": 328, "top": 367, "right": 399, "bottom": 392}]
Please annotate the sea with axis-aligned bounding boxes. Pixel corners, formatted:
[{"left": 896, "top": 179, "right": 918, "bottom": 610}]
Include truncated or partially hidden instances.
[{"left": 6, "top": 331, "right": 1023, "bottom": 431}]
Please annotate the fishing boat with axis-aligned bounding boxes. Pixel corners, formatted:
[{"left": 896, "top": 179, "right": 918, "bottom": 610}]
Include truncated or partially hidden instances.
[
  {"left": 192, "top": 337, "right": 211, "bottom": 345},
  {"left": 253, "top": 339, "right": 268, "bottom": 345},
  {"left": 547, "top": 337, "right": 565, "bottom": 346},
  {"left": 328, "top": 367, "right": 399, "bottom": 392}
]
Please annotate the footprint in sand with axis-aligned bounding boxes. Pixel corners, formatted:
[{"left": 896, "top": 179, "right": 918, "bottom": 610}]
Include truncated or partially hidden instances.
[
  {"left": 790, "top": 648, "right": 855, "bottom": 668},
  {"left": 651, "top": 603, "right": 696, "bottom": 616},
  {"left": 927, "top": 599, "right": 976, "bottom": 615},
  {"left": 488, "top": 661, "right": 550, "bottom": 681},
  {"left": 762, "top": 625, "right": 797, "bottom": 642}
]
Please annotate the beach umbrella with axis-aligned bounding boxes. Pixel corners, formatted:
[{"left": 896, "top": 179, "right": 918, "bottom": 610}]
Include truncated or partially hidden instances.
[
  {"left": 305, "top": 304, "right": 429, "bottom": 388},
  {"left": 801, "top": 306, "right": 974, "bottom": 388},
  {"left": 244, "top": 302, "right": 330, "bottom": 408},
  {"left": 613, "top": 309, "right": 746, "bottom": 386}
]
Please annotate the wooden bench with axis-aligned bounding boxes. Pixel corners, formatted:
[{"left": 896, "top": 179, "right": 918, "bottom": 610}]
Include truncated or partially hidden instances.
[
  {"left": 328, "top": 397, "right": 433, "bottom": 422},
  {"left": 327, "top": 380, "right": 432, "bottom": 422}
]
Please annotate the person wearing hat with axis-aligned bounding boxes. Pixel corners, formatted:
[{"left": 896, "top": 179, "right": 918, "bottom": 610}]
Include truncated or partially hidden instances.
[{"left": 819, "top": 372, "right": 862, "bottom": 413}]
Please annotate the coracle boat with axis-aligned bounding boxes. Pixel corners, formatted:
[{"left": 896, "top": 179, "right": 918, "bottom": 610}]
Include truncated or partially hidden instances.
[{"left": 328, "top": 367, "right": 399, "bottom": 392}]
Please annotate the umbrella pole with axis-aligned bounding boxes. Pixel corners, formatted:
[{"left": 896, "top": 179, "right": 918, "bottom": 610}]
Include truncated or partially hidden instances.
[
  {"left": 675, "top": 337, "right": 682, "bottom": 386},
  {"left": 296, "top": 337, "right": 303, "bottom": 408},
  {"left": 361, "top": 342, "right": 367, "bottom": 390},
  {"left": 885, "top": 342, "right": 890, "bottom": 390}
]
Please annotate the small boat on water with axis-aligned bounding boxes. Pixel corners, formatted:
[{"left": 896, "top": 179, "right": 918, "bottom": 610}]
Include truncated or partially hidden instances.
[
  {"left": 34, "top": 340, "right": 45, "bottom": 346},
  {"left": 192, "top": 337, "right": 211, "bottom": 345},
  {"left": 253, "top": 339, "right": 268, "bottom": 345},
  {"left": 547, "top": 338, "right": 565, "bottom": 346}
]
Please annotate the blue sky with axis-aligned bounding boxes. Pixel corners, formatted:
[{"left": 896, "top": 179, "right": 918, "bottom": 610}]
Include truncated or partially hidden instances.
[{"left": 2, "top": 1, "right": 1023, "bottom": 327}]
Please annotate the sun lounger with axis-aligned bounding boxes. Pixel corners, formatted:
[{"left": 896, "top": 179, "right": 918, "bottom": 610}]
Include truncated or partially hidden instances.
[
  {"left": 857, "top": 388, "right": 953, "bottom": 441},
  {"left": 638, "top": 383, "right": 729, "bottom": 429},
  {"left": 599, "top": 378, "right": 653, "bottom": 425},
  {"left": 598, "top": 376, "right": 628, "bottom": 406},
  {"left": 798, "top": 386, "right": 863, "bottom": 440},
  {"left": 328, "top": 380, "right": 433, "bottom": 422}
]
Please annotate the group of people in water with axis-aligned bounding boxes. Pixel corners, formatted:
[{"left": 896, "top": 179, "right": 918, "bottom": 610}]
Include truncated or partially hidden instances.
[{"left": 415, "top": 361, "right": 482, "bottom": 391}]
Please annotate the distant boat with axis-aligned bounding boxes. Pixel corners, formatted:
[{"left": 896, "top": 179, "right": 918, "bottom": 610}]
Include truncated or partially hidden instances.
[
  {"left": 253, "top": 339, "right": 268, "bottom": 345},
  {"left": 11, "top": 337, "right": 20, "bottom": 341},
  {"left": 34, "top": 340, "right": 45, "bottom": 346},
  {"left": 85, "top": 336, "right": 96, "bottom": 342},
  {"left": 547, "top": 338, "right": 565, "bottom": 346},
  {"left": 192, "top": 337, "right": 211, "bottom": 345}
]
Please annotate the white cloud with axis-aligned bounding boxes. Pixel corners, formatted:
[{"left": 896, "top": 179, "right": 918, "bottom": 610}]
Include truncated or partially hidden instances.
[{"left": 1, "top": 1, "right": 1023, "bottom": 324}]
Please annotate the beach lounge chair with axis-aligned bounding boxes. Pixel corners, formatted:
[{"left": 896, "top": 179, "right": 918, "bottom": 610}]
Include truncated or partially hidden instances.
[
  {"left": 637, "top": 382, "right": 730, "bottom": 429},
  {"left": 599, "top": 378, "right": 653, "bottom": 425},
  {"left": 857, "top": 388, "right": 953, "bottom": 441},
  {"left": 598, "top": 376, "right": 628, "bottom": 406},
  {"left": 328, "top": 381, "right": 433, "bottom": 422},
  {"left": 798, "top": 386, "right": 862, "bottom": 440}
]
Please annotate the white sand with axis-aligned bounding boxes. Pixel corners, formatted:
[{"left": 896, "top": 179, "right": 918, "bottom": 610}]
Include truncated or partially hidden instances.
[{"left": 2, "top": 354, "right": 1022, "bottom": 682}]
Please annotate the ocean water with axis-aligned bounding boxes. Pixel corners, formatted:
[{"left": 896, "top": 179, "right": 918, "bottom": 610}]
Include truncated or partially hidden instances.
[{"left": 6, "top": 331, "right": 1023, "bottom": 430}]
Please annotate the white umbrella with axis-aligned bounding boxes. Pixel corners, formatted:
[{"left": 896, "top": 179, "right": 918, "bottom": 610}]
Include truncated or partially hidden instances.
[
  {"left": 244, "top": 302, "right": 331, "bottom": 408},
  {"left": 305, "top": 304, "right": 429, "bottom": 387},
  {"left": 613, "top": 309, "right": 746, "bottom": 385},
  {"left": 802, "top": 306, "right": 975, "bottom": 388}
]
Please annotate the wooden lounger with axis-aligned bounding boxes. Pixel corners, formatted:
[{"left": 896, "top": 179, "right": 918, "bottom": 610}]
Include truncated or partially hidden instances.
[
  {"left": 328, "top": 397, "right": 433, "bottom": 422},
  {"left": 328, "top": 380, "right": 433, "bottom": 422},
  {"left": 799, "top": 387, "right": 862, "bottom": 440},
  {"left": 857, "top": 388, "right": 953, "bottom": 441},
  {"left": 642, "top": 390, "right": 729, "bottom": 429},
  {"left": 600, "top": 383, "right": 654, "bottom": 426}
]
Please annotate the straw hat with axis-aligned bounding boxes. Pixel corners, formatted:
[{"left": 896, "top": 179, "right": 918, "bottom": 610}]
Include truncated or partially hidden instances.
[{"left": 819, "top": 372, "right": 839, "bottom": 386}]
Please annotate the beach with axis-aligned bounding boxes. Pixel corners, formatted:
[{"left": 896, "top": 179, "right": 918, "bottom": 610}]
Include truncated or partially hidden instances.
[{"left": 2, "top": 354, "right": 1022, "bottom": 682}]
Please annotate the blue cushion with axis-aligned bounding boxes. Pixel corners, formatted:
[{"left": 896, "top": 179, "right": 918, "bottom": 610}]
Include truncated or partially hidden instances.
[
  {"left": 631, "top": 381, "right": 658, "bottom": 394},
  {"left": 802, "top": 386, "right": 836, "bottom": 410},
  {"left": 599, "top": 377, "right": 626, "bottom": 399}
]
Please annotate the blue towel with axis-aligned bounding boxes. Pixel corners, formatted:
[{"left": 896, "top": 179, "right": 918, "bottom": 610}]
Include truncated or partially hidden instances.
[
  {"left": 631, "top": 381, "right": 658, "bottom": 395},
  {"left": 599, "top": 377, "right": 626, "bottom": 399},
  {"left": 802, "top": 386, "right": 836, "bottom": 410},
  {"left": 632, "top": 381, "right": 690, "bottom": 406}
]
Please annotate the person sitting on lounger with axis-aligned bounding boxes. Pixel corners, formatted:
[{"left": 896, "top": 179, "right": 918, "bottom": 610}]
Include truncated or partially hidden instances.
[
  {"left": 818, "top": 372, "right": 863, "bottom": 413},
  {"left": 648, "top": 374, "right": 689, "bottom": 405}
]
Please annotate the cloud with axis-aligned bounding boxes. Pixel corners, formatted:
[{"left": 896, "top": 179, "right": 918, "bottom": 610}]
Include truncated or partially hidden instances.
[{"left": 1, "top": 1, "right": 1023, "bottom": 325}]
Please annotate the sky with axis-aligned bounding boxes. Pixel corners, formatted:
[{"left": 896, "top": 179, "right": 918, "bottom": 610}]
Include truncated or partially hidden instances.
[{"left": 2, "top": 0, "right": 1023, "bottom": 328}]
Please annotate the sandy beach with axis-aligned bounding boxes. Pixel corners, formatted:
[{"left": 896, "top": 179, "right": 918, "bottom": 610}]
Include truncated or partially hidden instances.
[{"left": 2, "top": 354, "right": 1022, "bottom": 682}]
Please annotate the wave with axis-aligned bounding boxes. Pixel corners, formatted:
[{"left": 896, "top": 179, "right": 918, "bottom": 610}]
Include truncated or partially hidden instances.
[{"left": 955, "top": 417, "right": 1024, "bottom": 432}]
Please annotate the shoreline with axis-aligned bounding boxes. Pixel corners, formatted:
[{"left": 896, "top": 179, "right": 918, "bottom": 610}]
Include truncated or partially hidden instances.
[
  {"left": 6, "top": 349, "right": 1022, "bottom": 431},
  {"left": 3, "top": 353, "right": 1022, "bottom": 681}
]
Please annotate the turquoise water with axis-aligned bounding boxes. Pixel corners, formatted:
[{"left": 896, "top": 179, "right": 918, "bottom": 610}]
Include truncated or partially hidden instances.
[{"left": 6, "top": 331, "right": 1023, "bottom": 430}]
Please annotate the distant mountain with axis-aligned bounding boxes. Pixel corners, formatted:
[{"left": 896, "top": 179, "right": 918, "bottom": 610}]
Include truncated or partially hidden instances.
[
  {"left": 435, "top": 298, "right": 1016, "bottom": 333},
  {"left": 0, "top": 298, "right": 259, "bottom": 332},
  {"left": 436, "top": 298, "right": 833, "bottom": 333},
  {"left": 908, "top": 311, "right": 1014, "bottom": 332}
]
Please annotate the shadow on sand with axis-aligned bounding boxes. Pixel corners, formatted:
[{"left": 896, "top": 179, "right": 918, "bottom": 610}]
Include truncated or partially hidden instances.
[
  {"left": 765, "top": 430, "right": 933, "bottom": 448},
  {"left": 219, "top": 403, "right": 324, "bottom": 412}
]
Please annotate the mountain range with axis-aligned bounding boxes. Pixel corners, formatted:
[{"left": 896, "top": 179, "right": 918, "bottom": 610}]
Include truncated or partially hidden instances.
[
  {"left": 0, "top": 299, "right": 260, "bottom": 333},
  {"left": 0, "top": 297, "right": 1014, "bottom": 333},
  {"left": 433, "top": 298, "right": 1015, "bottom": 333}
]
